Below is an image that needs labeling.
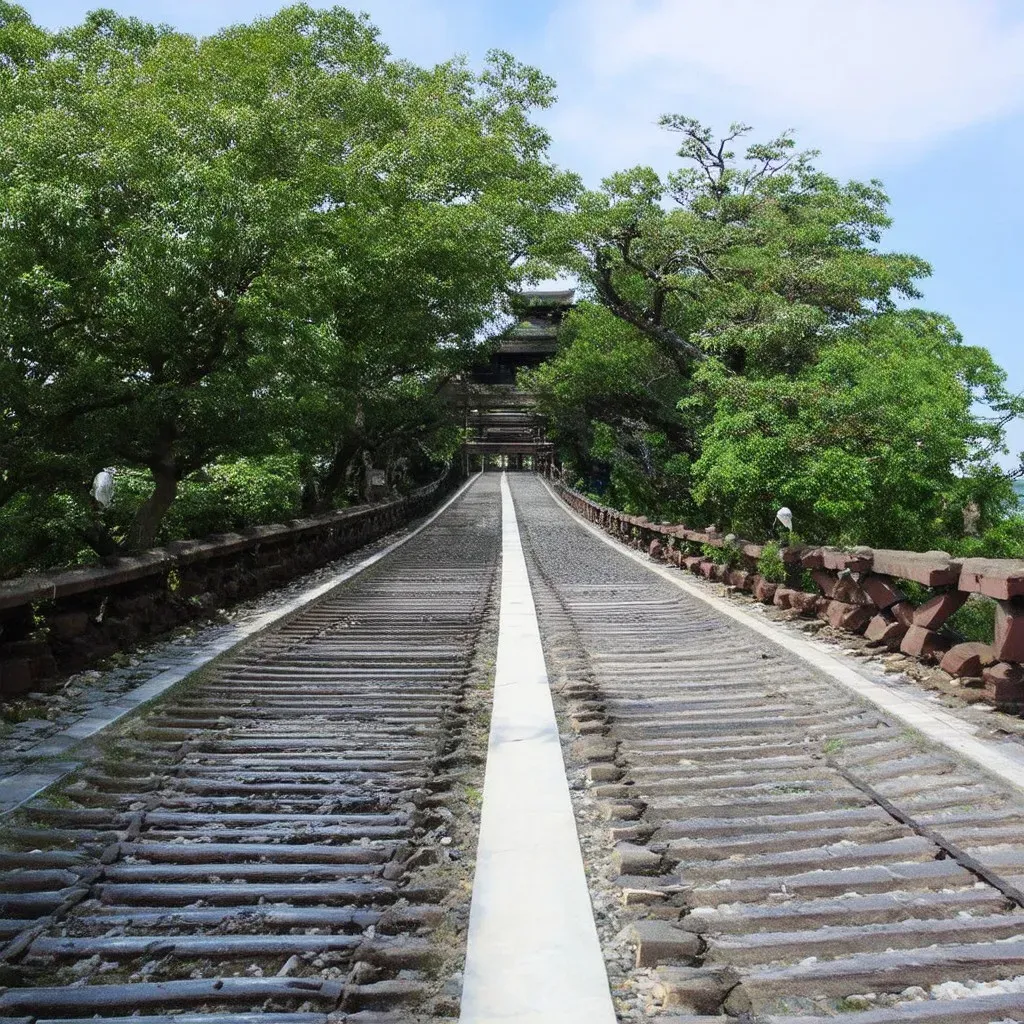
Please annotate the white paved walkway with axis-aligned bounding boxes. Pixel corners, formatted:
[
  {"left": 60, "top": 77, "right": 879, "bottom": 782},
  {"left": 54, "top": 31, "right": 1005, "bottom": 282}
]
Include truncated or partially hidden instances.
[{"left": 460, "top": 474, "right": 616, "bottom": 1024}]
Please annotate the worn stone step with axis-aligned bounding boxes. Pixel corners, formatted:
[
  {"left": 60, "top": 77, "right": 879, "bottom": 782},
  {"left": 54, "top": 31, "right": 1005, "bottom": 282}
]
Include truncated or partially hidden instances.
[
  {"left": 631, "top": 774, "right": 839, "bottom": 799},
  {"left": 653, "top": 806, "right": 893, "bottom": 840},
  {"left": 666, "top": 822, "right": 904, "bottom": 858},
  {"left": 763, "top": 991, "right": 1024, "bottom": 1023},
  {"left": 681, "top": 888, "right": 1011, "bottom": 934},
  {"left": 102, "top": 862, "right": 382, "bottom": 882},
  {"left": 706, "top": 911, "right": 1024, "bottom": 965},
  {"left": 686, "top": 860, "right": 976, "bottom": 905},
  {"left": 673, "top": 836, "right": 933, "bottom": 880},
  {"left": 646, "top": 791, "right": 869, "bottom": 820},
  {"left": 730, "top": 938, "right": 1024, "bottom": 1011}
]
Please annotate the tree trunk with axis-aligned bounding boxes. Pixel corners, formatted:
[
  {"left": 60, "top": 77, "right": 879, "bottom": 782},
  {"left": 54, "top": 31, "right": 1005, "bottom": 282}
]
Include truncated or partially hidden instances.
[
  {"left": 314, "top": 438, "right": 362, "bottom": 512},
  {"left": 125, "top": 461, "right": 179, "bottom": 552}
]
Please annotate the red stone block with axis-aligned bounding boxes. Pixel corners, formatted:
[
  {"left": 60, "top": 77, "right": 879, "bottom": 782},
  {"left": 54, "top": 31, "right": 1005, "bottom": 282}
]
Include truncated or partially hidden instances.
[
  {"left": 0, "top": 658, "right": 33, "bottom": 697},
  {"left": 940, "top": 642, "right": 997, "bottom": 679},
  {"left": 861, "top": 574, "right": 906, "bottom": 610},
  {"left": 983, "top": 662, "right": 1024, "bottom": 703},
  {"left": 832, "top": 578, "right": 873, "bottom": 606},
  {"left": 800, "top": 548, "right": 825, "bottom": 569},
  {"left": 773, "top": 588, "right": 796, "bottom": 610},
  {"left": 825, "top": 600, "right": 873, "bottom": 633},
  {"left": 900, "top": 625, "right": 950, "bottom": 662},
  {"left": 699, "top": 560, "right": 717, "bottom": 579},
  {"left": 891, "top": 601, "right": 916, "bottom": 627},
  {"left": 781, "top": 545, "right": 808, "bottom": 565},
  {"left": 728, "top": 570, "right": 752, "bottom": 591},
  {"left": 792, "top": 591, "right": 821, "bottom": 615},
  {"left": 822, "top": 547, "right": 874, "bottom": 573},
  {"left": 753, "top": 578, "right": 778, "bottom": 604},
  {"left": 864, "top": 614, "right": 907, "bottom": 646},
  {"left": 993, "top": 599, "right": 1024, "bottom": 662},
  {"left": 683, "top": 556, "right": 703, "bottom": 572},
  {"left": 811, "top": 569, "right": 838, "bottom": 599},
  {"left": 649, "top": 539, "right": 665, "bottom": 560},
  {"left": 958, "top": 558, "right": 1024, "bottom": 600},
  {"left": 912, "top": 590, "right": 969, "bottom": 630},
  {"left": 870, "top": 550, "right": 961, "bottom": 587}
]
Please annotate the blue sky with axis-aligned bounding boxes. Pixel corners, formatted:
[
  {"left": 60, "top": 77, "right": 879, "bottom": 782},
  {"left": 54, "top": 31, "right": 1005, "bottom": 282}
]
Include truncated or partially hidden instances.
[{"left": 22, "top": 0, "right": 1024, "bottom": 467}]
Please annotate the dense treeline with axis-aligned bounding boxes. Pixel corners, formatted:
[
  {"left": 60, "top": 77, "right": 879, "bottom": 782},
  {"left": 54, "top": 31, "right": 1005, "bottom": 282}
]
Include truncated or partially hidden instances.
[
  {"left": 0, "top": 3, "right": 574, "bottom": 575},
  {"left": 3, "top": 5, "right": 1022, "bottom": 577},
  {"left": 528, "top": 119, "right": 1024, "bottom": 555}
]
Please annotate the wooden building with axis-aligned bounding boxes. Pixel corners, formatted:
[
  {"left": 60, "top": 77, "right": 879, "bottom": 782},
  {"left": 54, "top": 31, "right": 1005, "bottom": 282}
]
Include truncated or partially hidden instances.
[{"left": 453, "top": 288, "right": 573, "bottom": 471}]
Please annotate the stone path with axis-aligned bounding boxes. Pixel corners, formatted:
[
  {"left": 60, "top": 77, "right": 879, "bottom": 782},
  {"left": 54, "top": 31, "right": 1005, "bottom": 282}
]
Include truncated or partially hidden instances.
[
  {"left": 460, "top": 473, "right": 616, "bottom": 1023},
  {"left": 0, "top": 479, "right": 477, "bottom": 815}
]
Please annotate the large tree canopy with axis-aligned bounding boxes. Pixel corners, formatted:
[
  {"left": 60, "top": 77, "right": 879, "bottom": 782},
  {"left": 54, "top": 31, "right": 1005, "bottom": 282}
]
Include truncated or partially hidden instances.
[
  {"left": 531, "top": 118, "right": 1023, "bottom": 552},
  {"left": 0, "top": 3, "right": 576, "bottom": 567}
]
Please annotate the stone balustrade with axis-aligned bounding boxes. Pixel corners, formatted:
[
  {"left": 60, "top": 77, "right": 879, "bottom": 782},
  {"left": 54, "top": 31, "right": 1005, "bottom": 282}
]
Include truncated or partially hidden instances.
[
  {"left": 0, "top": 474, "right": 461, "bottom": 699},
  {"left": 554, "top": 483, "right": 1024, "bottom": 709}
]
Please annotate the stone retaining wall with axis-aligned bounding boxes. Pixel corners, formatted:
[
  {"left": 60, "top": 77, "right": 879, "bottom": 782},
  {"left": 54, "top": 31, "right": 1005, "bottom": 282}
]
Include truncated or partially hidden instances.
[
  {"left": 554, "top": 483, "right": 1024, "bottom": 710},
  {"left": 0, "top": 473, "right": 462, "bottom": 699}
]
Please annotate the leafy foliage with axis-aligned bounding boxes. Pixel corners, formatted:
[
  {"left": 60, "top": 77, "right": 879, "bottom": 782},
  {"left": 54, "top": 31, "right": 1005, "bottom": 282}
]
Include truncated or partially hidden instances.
[
  {"left": 536, "top": 117, "right": 1023, "bottom": 553},
  {"left": 756, "top": 541, "right": 787, "bottom": 584},
  {"left": 0, "top": 3, "right": 575, "bottom": 571}
]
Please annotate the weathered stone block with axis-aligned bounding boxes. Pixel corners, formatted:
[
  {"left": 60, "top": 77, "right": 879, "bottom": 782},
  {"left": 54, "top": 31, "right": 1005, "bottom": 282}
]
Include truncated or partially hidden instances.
[
  {"left": 958, "top": 558, "right": 1024, "bottom": 600},
  {"left": 613, "top": 843, "right": 662, "bottom": 876},
  {"left": 940, "top": 642, "right": 997, "bottom": 679},
  {"left": 829, "top": 578, "right": 872, "bottom": 606},
  {"left": 811, "top": 569, "right": 838, "bottom": 599},
  {"left": 912, "top": 590, "right": 969, "bottom": 630},
  {"left": 653, "top": 966, "right": 736, "bottom": 1015},
  {"left": 0, "top": 658, "right": 33, "bottom": 697},
  {"left": 900, "top": 625, "right": 950, "bottom": 661},
  {"left": 648, "top": 539, "right": 665, "bottom": 560},
  {"left": 993, "top": 599, "right": 1024, "bottom": 662},
  {"left": 983, "top": 661, "right": 1024, "bottom": 703},
  {"left": 699, "top": 560, "right": 717, "bottom": 579},
  {"left": 792, "top": 591, "right": 821, "bottom": 615},
  {"left": 572, "top": 737, "right": 617, "bottom": 763},
  {"left": 753, "top": 578, "right": 777, "bottom": 604},
  {"left": 824, "top": 600, "right": 873, "bottom": 633},
  {"left": 870, "top": 549, "right": 961, "bottom": 587},
  {"left": 682, "top": 556, "right": 702, "bottom": 572},
  {"left": 630, "top": 919, "right": 701, "bottom": 968},
  {"left": 773, "top": 588, "right": 796, "bottom": 610},
  {"left": 891, "top": 600, "right": 916, "bottom": 627},
  {"left": 727, "top": 570, "right": 752, "bottom": 591},
  {"left": 864, "top": 614, "right": 907, "bottom": 646},
  {"left": 781, "top": 544, "right": 809, "bottom": 565},
  {"left": 822, "top": 547, "right": 873, "bottom": 573},
  {"left": 48, "top": 610, "right": 91, "bottom": 640},
  {"left": 861, "top": 574, "right": 906, "bottom": 610}
]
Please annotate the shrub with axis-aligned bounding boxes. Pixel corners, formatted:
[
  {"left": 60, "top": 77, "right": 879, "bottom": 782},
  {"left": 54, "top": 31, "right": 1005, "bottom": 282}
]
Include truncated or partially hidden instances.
[
  {"left": 947, "top": 596, "right": 996, "bottom": 645},
  {"left": 757, "top": 541, "right": 787, "bottom": 584}
]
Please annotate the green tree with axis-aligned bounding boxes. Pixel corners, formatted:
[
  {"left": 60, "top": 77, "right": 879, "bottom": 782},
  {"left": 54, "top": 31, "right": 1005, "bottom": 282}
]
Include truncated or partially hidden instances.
[
  {"left": 690, "top": 310, "right": 1019, "bottom": 546},
  {"left": 538, "top": 117, "right": 1022, "bottom": 548},
  {"left": 553, "top": 116, "right": 927, "bottom": 376},
  {"left": 0, "top": 3, "right": 576, "bottom": 561}
]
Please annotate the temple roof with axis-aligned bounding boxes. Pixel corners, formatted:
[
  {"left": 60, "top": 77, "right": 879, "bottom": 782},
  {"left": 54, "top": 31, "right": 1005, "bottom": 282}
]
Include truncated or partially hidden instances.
[{"left": 514, "top": 288, "right": 576, "bottom": 308}]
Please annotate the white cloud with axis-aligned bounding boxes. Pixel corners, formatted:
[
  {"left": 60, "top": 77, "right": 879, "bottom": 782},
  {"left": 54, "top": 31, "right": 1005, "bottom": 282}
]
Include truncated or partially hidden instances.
[{"left": 546, "top": 0, "right": 1024, "bottom": 175}]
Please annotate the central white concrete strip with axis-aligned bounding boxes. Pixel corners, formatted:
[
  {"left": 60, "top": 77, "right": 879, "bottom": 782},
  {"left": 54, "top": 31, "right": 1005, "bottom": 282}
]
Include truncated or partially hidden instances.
[
  {"left": 460, "top": 475, "right": 616, "bottom": 1024},
  {"left": 0, "top": 474, "right": 481, "bottom": 817},
  {"left": 541, "top": 477, "right": 1024, "bottom": 799}
]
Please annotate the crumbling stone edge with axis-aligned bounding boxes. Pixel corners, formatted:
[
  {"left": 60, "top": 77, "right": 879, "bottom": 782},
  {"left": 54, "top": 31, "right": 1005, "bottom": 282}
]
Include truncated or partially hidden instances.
[
  {"left": 552, "top": 482, "right": 1024, "bottom": 712},
  {"left": 0, "top": 472, "right": 464, "bottom": 698}
]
